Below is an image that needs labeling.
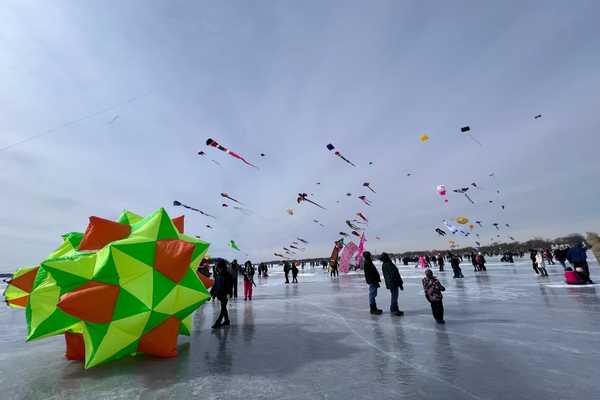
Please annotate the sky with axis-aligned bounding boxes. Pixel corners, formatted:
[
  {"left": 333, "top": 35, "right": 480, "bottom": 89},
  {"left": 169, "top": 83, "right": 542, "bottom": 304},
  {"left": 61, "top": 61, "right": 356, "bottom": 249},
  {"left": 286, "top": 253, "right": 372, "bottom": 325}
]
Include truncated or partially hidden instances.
[{"left": 1, "top": 0, "right": 600, "bottom": 270}]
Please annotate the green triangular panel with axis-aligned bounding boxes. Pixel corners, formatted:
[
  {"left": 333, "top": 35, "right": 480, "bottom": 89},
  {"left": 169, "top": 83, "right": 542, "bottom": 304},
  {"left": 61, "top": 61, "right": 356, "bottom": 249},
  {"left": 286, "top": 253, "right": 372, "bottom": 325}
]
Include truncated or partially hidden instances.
[
  {"left": 190, "top": 242, "right": 210, "bottom": 265},
  {"left": 93, "top": 250, "right": 119, "bottom": 285},
  {"left": 179, "top": 314, "right": 192, "bottom": 336},
  {"left": 83, "top": 321, "right": 111, "bottom": 361},
  {"left": 178, "top": 268, "right": 202, "bottom": 291},
  {"left": 156, "top": 210, "right": 180, "bottom": 240},
  {"left": 63, "top": 232, "right": 84, "bottom": 249},
  {"left": 153, "top": 270, "right": 176, "bottom": 307},
  {"left": 117, "top": 210, "right": 143, "bottom": 225},
  {"left": 174, "top": 300, "right": 206, "bottom": 322},
  {"left": 43, "top": 253, "right": 96, "bottom": 281},
  {"left": 44, "top": 268, "right": 89, "bottom": 292},
  {"left": 142, "top": 311, "right": 171, "bottom": 335},
  {"left": 102, "top": 339, "right": 140, "bottom": 366},
  {"left": 112, "top": 288, "right": 150, "bottom": 321},
  {"left": 112, "top": 241, "right": 156, "bottom": 266},
  {"left": 31, "top": 267, "right": 49, "bottom": 291},
  {"left": 130, "top": 210, "right": 162, "bottom": 241},
  {"left": 27, "top": 309, "right": 80, "bottom": 341}
]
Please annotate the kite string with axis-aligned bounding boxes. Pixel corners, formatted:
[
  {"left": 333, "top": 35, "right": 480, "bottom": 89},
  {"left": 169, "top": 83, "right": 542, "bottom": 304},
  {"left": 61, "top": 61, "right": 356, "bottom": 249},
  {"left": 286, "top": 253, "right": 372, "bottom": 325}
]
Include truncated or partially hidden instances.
[{"left": 0, "top": 90, "right": 153, "bottom": 153}]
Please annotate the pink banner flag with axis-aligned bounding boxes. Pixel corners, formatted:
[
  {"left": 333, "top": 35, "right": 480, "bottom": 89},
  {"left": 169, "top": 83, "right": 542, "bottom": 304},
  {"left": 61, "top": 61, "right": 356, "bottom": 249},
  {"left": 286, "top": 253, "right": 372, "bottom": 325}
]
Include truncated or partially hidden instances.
[
  {"left": 339, "top": 242, "right": 358, "bottom": 273},
  {"left": 355, "top": 233, "right": 366, "bottom": 267}
]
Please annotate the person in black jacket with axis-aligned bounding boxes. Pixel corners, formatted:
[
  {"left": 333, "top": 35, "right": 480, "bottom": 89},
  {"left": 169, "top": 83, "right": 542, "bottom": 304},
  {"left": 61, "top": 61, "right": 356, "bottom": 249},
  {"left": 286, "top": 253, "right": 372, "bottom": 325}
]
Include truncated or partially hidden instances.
[
  {"left": 283, "top": 261, "right": 291, "bottom": 284},
  {"left": 230, "top": 260, "right": 240, "bottom": 298},
  {"left": 363, "top": 252, "right": 383, "bottom": 315},
  {"left": 291, "top": 262, "right": 299, "bottom": 283},
  {"left": 380, "top": 253, "right": 404, "bottom": 316},
  {"left": 449, "top": 253, "right": 464, "bottom": 278},
  {"left": 211, "top": 260, "right": 234, "bottom": 328},
  {"left": 436, "top": 254, "right": 445, "bottom": 272}
]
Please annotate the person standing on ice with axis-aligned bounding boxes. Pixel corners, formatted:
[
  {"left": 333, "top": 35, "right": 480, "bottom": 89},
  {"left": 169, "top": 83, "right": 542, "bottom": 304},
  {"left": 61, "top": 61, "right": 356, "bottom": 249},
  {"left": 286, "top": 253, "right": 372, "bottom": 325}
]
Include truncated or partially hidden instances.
[
  {"left": 242, "top": 261, "right": 255, "bottom": 300},
  {"left": 470, "top": 252, "right": 478, "bottom": 271},
  {"left": 422, "top": 269, "right": 446, "bottom": 323},
  {"left": 230, "top": 260, "right": 240, "bottom": 299},
  {"left": 381, "top": 253, "right": 404, "bottom": 316},
  {"left": 567, "top": 243, "right": 593, "bottom": 284},
  {"left": 449, "top": 254, "right": 464, "bottom": 278},
  {"left": 418, "top": 255, "right": 427, "bottom": 269},
  {"left": 283, "top": 261, "right": 291, "bottom": 284},
  {"left": 530, "top": 250, "right": 540, "bottom": 275},
  {"left": 475, "top": 252, "right": 487, "bottom": 271},
  {"left": 291, "top": 261, "right": 299, "bottom": 283},
  {"left": 330, "top": 260, "right": 339, "bottom": 277},
  {"left": 363, "top": 252, "right": 383, "bottom": 315},
  {"left": 211, "top": 260, "right": 234, "bottom": 329},
  {"left": 535, "top": 251, "right": 548, "bottom": 277},
  {"left": 436, "top": 254, "right": 445, "bottom": 271}
]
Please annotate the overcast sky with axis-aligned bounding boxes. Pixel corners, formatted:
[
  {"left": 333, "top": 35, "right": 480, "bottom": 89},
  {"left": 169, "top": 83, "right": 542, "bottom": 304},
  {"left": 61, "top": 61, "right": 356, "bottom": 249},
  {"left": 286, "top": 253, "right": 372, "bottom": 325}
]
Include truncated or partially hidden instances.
[{"left": 1, "top": 1, "right": 600, "bottom": 270}]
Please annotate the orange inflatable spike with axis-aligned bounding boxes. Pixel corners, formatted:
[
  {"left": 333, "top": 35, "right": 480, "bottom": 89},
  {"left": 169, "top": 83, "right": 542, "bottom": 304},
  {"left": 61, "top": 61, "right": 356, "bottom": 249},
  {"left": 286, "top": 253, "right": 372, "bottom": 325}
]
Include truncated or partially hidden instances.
[
  {"left": 78, "top": 216, "right": 131, "bottom": 251},
  {"left": 155, "top": 240, "right": 195, "bottom": 283},
  {"left": 137, "top": 316, "right": 180, "bottom": 358},
  {"left": 57, "top": 282, "right": 120, "bottom": 323}
]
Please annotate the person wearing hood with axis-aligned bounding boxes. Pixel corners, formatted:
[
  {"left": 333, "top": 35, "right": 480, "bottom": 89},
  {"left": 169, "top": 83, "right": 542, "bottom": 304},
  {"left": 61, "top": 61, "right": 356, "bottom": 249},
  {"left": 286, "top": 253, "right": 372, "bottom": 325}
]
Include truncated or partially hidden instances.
[
  {"left": 422, "top": 269, "right": 446, "bottom": 323},
  {"left": 381, "top": 253, "right": 404, "bottom": 316},
  {"left": 211, "top": 260, "right": 234, "bottom": 328},
  {"left": 530, "top": 250, "right": 540, "bottom": 275},
  {"left": 363, "top": 252, "right": 383, "bottom": 315}
]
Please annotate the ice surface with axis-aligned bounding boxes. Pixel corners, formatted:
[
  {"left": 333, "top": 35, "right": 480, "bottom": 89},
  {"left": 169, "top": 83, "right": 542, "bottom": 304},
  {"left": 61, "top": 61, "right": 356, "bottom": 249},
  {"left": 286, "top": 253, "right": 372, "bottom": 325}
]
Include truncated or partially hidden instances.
[{"left": 1, "top": 257, "right": 599, "bottom": 399}]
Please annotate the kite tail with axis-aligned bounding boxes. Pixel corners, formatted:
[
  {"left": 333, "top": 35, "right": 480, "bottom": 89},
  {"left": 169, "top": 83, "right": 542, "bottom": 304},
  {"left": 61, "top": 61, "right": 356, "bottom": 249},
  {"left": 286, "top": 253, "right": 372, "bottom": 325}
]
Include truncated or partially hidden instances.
[
  {"left": 229, "top": 151, "right": 258, "bottom": 169},
  {"left": 306, "top": 199, "right": 327, "bottom": 210},
  {"left": 468, "top": 135, "right": 483, "bottom": 147},
  {"left": 464, "top": 194, "right": 475, "bottom": 204}
]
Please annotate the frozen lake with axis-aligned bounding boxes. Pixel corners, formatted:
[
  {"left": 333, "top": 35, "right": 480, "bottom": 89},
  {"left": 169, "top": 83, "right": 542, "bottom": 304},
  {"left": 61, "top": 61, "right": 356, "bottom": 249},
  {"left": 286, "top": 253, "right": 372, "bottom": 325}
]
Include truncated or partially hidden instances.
[{"left": 1, "top": 256, "right": 599, "bottom": 399}]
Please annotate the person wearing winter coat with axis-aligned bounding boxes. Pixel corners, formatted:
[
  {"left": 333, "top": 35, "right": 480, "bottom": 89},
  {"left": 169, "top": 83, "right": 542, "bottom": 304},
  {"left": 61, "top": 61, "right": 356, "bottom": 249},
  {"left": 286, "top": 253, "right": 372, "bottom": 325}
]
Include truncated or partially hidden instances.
[
  {"left": 242, "top": 261, "right": 256, "bottom": 300},
  {"left": 422, "top": 269, "right": 446, "bottom": 323},
  {"left": 380, "top": 253, "right": 404, "bottom": 316},
  {"left": 291, "top": 262, "right": 299, "bottom": 283},
  {"left": 567, "top": 243, "right": 593, "bottom": 284},
  {"left": 418, "top": 256, "right": 427, "bottom": 269},
  {"left": 530, "top": 250, "right": 540, "bottom": 275},
  {"left": 230, "top": 260, "right": 240, "bottom": 298},
  {"left": 363, "top": 252, "right": 383, "bottom": 315},
  {"left": 475, "top": 253, "right": 487, "bottom": 271},
  {"left": 535, "top": 252, "right": 548, "bottom": 277},
  {"left": 449, "top": 254, "right": 464, "bottom": 278},
  {"left": 211, "top": 260, "right": 234, "bottom": 328},
  {"left": 436, "top": 254, "right": 445, "bottom": 271},
  {"left": 283, "top": 261, "right": 291, "bottom": 284}
]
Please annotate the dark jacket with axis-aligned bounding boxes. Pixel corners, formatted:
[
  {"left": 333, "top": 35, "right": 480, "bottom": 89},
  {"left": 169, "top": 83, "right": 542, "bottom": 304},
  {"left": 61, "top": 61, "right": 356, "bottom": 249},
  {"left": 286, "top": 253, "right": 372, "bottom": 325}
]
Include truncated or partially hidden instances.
[
  {"left": 363, "top": 259, "right": 381, "bottom": 286},
  {"left": 381, "top": 261, "right": 403, "bottom": 290},
  {"left": 211, "top": 269, "right": 234, "bottom": 300},
  {"left": 243, "top": 265, "right": 255, "bottom": 282},
  {"left": 422, "top": 276, "right": 445, "bottom": 302},
  {"left": 567, "top": 246, "right": 587, "bottom": 263}
]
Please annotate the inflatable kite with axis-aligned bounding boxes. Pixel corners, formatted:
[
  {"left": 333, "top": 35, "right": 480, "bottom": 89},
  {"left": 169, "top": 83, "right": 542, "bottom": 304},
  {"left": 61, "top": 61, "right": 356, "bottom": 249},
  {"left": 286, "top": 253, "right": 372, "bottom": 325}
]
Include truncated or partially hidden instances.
[
  {"left": 436, "top": 185, "right": 448, "bottom": 203},
  {"left": 460, "top": 126, "right": 482, "bottom": 146},
  {"left": 326, "top": 144, "right": 356, "bottom": 167},
  {"left": 356, "top": 212, "right": 368, "bottom": 223},
  {"left": 297, "top": 193, "right": 326, "bottom": 210},
  {"left": 358, "top": 196, "right": 372, "bottom": 206},
  {"left": 221, "top": 193, "right": 243, "bottom": 205},
  {"left": 3, "top": 209, "right": 210, "bottom": 368},
  {"left": 296, "top": 238, "right": 309, "bottom": 244},
  {"left": 362, "top": 182, "right": 376, "bottom": 193},
  {"left": 419, "top": 134, "right": 429, "bottom": 142},
  {"left": 206, "top": 138, "right": 257, "bottom": 168},
  {"left": 229, "top": 240, "right": 241, "bottom": 251},
  {"left": 173, "top": 200, "right": 216, "bottom": 219},
  {"left": 455, "top": 216, "right": 469, "bottom": 225}
]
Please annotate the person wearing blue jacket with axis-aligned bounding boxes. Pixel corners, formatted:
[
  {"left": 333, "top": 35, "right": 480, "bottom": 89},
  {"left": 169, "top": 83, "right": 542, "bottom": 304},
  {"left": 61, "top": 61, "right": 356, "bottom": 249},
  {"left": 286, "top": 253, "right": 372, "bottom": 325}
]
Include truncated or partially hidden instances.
[{"left": 567, "top": 243, "right": 593, "bottom": 284}]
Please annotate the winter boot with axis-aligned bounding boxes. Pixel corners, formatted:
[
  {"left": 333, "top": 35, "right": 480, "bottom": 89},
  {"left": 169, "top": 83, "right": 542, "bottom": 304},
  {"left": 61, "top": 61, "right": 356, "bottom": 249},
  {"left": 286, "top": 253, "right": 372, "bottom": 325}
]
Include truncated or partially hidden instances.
[{"left": 370, "top": 304, "right": 383, "bottom": 315}]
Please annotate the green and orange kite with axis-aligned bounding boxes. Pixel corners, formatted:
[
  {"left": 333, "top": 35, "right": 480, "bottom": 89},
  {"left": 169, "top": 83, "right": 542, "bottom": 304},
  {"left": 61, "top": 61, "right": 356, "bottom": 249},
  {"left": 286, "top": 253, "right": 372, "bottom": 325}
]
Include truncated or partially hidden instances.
[{"left": 3, "top": 208, "right": 210, "bottom": 368}]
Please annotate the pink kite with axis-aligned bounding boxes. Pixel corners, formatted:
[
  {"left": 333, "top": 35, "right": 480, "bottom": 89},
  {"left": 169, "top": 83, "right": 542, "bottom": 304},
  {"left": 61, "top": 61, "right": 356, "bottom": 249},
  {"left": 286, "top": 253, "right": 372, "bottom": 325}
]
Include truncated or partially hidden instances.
[
  {"left": 339, "top": 242, "right": 358, "bottom": 273},
  {"left": 206, "top": 138, "right": 257, "bottom": 168},
  {"left": 355, "top": 233, "right": 366, "bottom": 266}
]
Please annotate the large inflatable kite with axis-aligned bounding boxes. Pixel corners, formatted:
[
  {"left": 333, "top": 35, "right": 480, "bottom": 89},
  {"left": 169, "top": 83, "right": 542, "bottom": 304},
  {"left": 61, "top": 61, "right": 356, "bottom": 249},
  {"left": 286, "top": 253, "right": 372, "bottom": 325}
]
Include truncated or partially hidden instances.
[{"left": 3, "top": 208, "right": 210, "bottom": 368}]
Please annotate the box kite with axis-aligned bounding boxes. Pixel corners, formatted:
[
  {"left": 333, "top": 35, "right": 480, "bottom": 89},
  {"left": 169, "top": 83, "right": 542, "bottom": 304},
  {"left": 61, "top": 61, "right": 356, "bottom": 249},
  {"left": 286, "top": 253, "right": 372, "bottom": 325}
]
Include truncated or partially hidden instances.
[{"left": 3, "top": 208, "right": 210, "bottom": 368}]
